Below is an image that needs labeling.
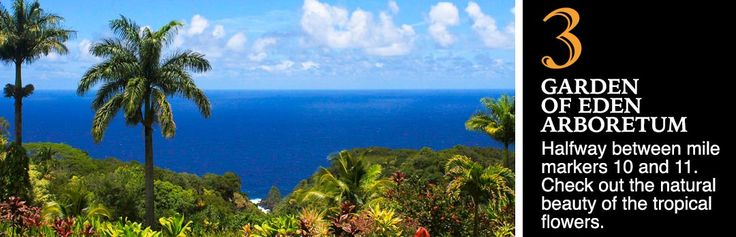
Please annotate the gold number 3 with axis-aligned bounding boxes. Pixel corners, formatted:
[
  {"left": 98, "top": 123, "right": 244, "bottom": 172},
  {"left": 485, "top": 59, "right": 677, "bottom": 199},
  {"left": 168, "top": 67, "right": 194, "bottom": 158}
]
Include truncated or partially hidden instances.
[{"left": 542, "top": 8, "right": 582, "bottom": 69}]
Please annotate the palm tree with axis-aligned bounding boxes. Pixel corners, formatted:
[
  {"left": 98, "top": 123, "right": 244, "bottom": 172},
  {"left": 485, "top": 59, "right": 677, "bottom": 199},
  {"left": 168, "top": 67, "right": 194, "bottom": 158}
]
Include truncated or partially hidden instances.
[
  {"left": 304, "top": 150, "right": 390, "bottom": 210},
  {"left": 445, "top": 155, "right": 514, "bottom": 236},
  {"left": 77, "top": 16, "right": 211, "bottom": 227},
  {"left": 0, "top": 0, "right": 74, "bottom": 146},
  {"left": 465, "top": 95, "right": 515, "bottom": 168}
]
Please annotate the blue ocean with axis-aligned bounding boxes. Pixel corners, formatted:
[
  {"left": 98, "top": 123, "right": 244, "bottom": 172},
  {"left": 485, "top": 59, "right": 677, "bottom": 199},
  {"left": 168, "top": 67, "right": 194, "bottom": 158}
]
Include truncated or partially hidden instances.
[{"left": 0, "top": 90, "right": 512, "bottom": 198}]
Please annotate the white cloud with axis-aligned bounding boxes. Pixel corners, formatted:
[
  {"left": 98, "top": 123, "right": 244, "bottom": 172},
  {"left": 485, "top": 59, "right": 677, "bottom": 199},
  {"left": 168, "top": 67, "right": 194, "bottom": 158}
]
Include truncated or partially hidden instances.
[
  {"left": 78, "top": 39, "right": 95, "bottom": 60},
  {"left": 171, "top": 15, "right": 233, "bottom": 56},
  {"left": 375, "top": 62, "right": 384, "bottom": 68},
  {"left": 253, "top": 37, "right": 278, "bottom": 52},
  {"left": 302, "top": 61, "right": 320, "bottom": 70},
  {"left": 507, "top": 6, "right": 516, "bottom": 34},
  {"left": 388, "top": 0, "right": 399, "bottom": 14},
  {"left": 187, "top": 15, "right": 210, "bottom": 35},
  {"left": 506, "top": 22, "right": 515, "bottom": 35},
  {"left": 226, "top": 32, "right": 248, "bottom": 52},
  {"left": 248, "top": 52, "right": 268, "bottom": 62},
  {"left": 465, "top": 1, "right": 512, "bottom": 48},
  {"left": 212, "top": 25, "right": 226, "bottom": 39},
  {"left": 172, "top": 33, "right": 185, "bottom": 48},
  {"left": 249, "top": 37, "right": 278, "bottom": 61},
  {"left": 300, "top": 0, "right": 415, "bottom": 56},
  {"left": 428, "top": 2, "right": 460, "bottom": 47},
  {"left": 260, "top": 60, "right": 294, "bottom": 72},
  {"left": 44, "top": 52, "right": 61, "bottom": 61}
]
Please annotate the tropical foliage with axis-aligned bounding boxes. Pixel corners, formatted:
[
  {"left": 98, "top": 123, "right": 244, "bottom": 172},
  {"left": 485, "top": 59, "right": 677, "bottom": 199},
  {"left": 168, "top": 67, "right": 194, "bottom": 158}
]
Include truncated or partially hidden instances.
[
  {"left": 2, "top": 140, "right": 514, "bottom": 236},
  {"left": 445, "top": 155, "right": 514, "bottom": 236},
  {"left": 466, "top": 95, "right": 515, "bottom": 168},
  {"left": 0, "top": 141, "right": 265, "bottom": 236},
  {"left": 301, "top": 151, "right": 391, "bottom": 210},
  {"left": 273, "top": 146, "right": 514, "bottom": 236}
]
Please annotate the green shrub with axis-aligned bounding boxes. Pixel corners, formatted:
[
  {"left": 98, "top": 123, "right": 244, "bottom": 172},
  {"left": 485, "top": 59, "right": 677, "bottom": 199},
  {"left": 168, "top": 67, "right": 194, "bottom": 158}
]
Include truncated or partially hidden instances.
[
  {"left": 159, "top": 214, "right": 192, "bottom": 237},
  {"left": 1, "top": 144, "right": 32, "bottom": 201},
  {"left": 153, "top": 181, "right": 196, "bottom": 218}
]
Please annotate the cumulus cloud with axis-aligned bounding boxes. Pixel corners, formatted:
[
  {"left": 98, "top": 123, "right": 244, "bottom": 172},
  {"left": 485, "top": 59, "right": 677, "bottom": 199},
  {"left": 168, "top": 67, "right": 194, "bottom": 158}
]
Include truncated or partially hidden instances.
[
  {"left": 78, "top": 39, "right": 96, "bottom": 60},
  {"left": 226, "top": 32, "right": 248, "bottom": 52},
  {"left": 388, "top": 0, "right": 399, "bottom": 14},
  {"left": 428, "top": 2, "right": 460, "bottom": 47},
  {"left": 506, "top": 6, "right": 516, "bottom": 34},
  {"left": 174, "top": 15, "right": 226, "bottom": 48},
  {"left": 212, "top": 25, "right": 226, "bottom": 38},
  {"left": 249, "top": 37, "right": 278, "bottom": 61},
  {"left": 187, "top": 15, "right": 209, "bottom": 35},
  {"left": 300, "top": 0, "right": 415, "bottom": 56},
  {"left": 260, "top": 60, "right": 294, "bottom": 72},
  {"left": 465, "top": 1, "right": 513, "bottom": 48},
  {"left": 302, "top": 61, "right": 319, "bottom": 70}
]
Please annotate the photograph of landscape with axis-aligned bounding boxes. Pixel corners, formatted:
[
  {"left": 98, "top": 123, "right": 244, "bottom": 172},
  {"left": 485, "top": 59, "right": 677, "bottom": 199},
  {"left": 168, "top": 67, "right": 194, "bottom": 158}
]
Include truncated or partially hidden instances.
[{"left": 0, "top": 0, "right": 515, "bottom": 236}]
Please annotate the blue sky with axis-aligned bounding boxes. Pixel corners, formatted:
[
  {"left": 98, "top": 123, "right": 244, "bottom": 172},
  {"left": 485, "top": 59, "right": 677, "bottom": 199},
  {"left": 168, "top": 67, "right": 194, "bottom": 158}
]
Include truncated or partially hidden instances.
[{"left": 1, "top": 0, "right": 515, "bottom": 90}]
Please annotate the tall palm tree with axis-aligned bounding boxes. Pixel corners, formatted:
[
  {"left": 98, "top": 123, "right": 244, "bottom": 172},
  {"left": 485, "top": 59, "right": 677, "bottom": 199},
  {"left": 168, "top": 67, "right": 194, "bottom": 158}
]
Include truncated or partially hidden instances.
[
  {"left": 0, "top": 0, "right": 74, "bottom": 146},
  {"left": 465, "top": 95, "right": 515, "bottom": 168},
  {"left": 304, "top": 150, "right": 390, "bottom": 210},
  {"left": 77, "top": 16, "right": 211, "bottom": 227},
  {"left": 445, "top": 155, "right": 514, "bottom": 236}
]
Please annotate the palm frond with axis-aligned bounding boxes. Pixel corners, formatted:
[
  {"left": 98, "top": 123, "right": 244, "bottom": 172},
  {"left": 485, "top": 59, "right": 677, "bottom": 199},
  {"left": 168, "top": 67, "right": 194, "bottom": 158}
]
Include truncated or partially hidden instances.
[
  {"left": 465, "top": 112, "right": 493, "bottom": 131},
  {"left": 177, "top": 81, "right": 211, "bottom": 118},
  {"left": 91, "top": 79, "right": 127, "bottom": 110},
  {"left": 91, "top": 94, "right": 125, "bottom": 143},
  {"left": 302, "top": 190, "right": 329, "bottom": 203},
  {"left": 122, "top": 76, "right": 146, "bottom": 120},
  {"left": 162, "top": 50, "right": 211, "bottom": 73},
  {"left": 109, "top": 15, "right": 142, "bottom": 46},
  {"left": 3, "top": 84, "right": 15, "bottom": 98},
  {"left": 90, "top": 38, "right": 136, "bottom": 59},
  {"left": 154, "top": 20, "right": 183, "bottom": 45},
  {"left": 22, "top": 84, "right": 34, "bottom": 97},
  {"left": 467, "top": 95, "right": 515, "bottom": 144},
  {"left": 28, "top": 28, "right": 74, "bottom": 57},
  {"left": 152, "top": 89, "right": 176, "bottom": 138},
  {"left": 85, "top": 204, "right": 112, "bottom": 220},
  {"left": 445, "top": 155, "right": 515, "bottom": 209}
]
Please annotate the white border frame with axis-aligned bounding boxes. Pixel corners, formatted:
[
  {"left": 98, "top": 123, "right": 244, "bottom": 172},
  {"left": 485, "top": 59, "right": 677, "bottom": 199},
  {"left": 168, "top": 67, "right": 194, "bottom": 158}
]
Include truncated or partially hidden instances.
[{"left": 514, "top": 0, "right": 523, "bottom": 236}]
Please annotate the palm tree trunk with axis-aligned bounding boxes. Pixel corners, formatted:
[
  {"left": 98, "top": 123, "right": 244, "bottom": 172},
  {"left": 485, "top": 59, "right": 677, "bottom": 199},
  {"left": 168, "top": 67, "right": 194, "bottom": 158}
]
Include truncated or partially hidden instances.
[
  {"left": 504, "top": 142, "right": 510, "bottom": 168},
  {"left": 144, "top": 122, "right": 155, "bottom": 227},
  {"left": 13, "top": 61, "right": 22, "bottom": 146}
]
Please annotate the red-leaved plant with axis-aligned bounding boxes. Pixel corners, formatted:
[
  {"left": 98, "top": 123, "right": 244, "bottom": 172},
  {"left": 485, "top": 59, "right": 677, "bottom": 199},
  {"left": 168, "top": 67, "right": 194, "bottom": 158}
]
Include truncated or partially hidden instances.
[
  {"left": 0, "top": 196, "right": 43, "bottom": 230},
  {"left": 52, "top": 217, "right": 75, "bottom": 237}
]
